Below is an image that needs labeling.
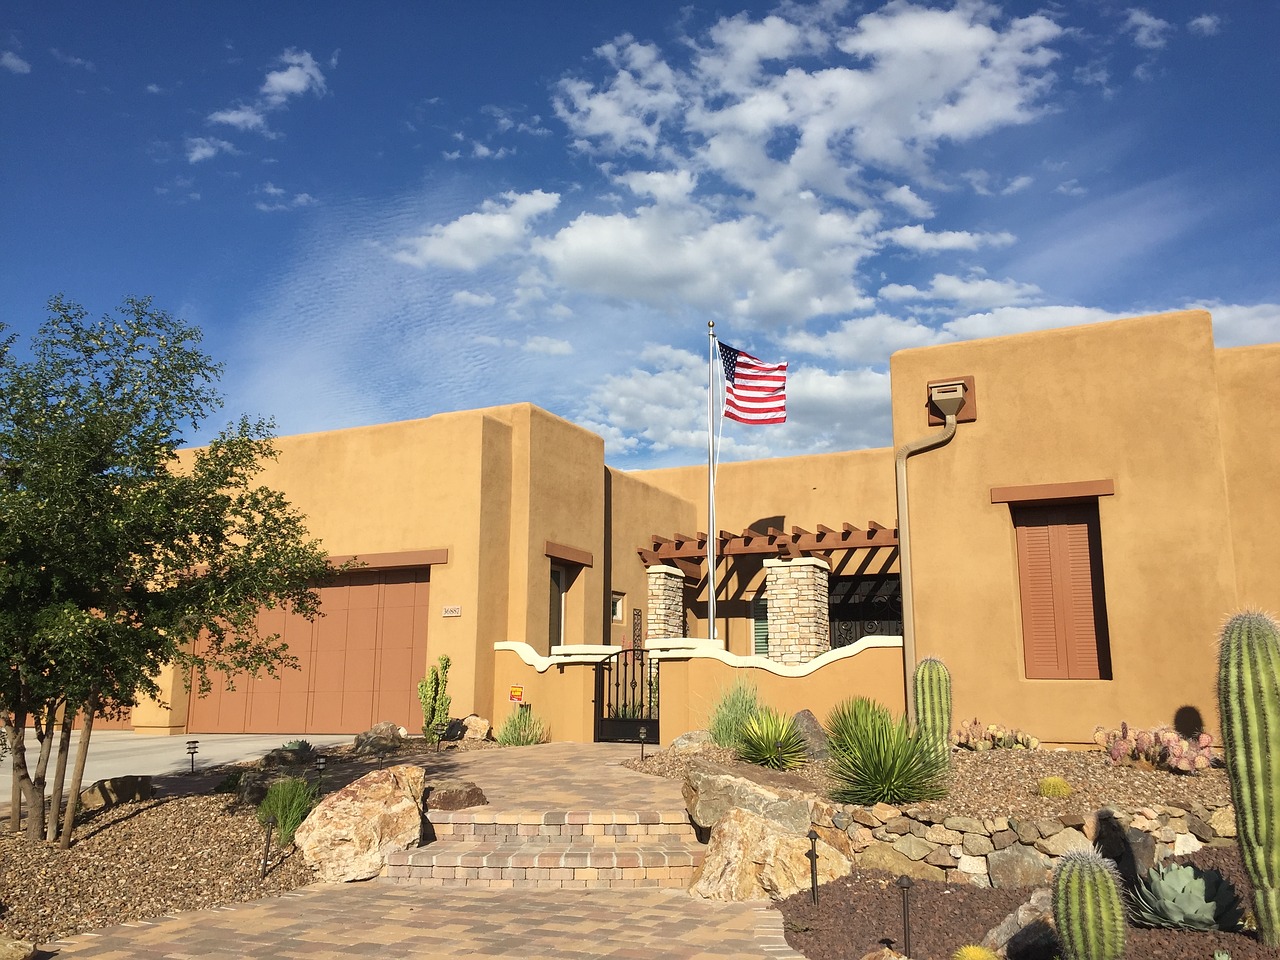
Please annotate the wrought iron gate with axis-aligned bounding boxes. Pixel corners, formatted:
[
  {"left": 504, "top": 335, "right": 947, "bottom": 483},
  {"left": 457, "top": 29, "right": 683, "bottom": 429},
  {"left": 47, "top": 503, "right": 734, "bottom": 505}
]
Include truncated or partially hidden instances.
[{"left": 594, "top": 647, "right": 659, "bottom": 744}]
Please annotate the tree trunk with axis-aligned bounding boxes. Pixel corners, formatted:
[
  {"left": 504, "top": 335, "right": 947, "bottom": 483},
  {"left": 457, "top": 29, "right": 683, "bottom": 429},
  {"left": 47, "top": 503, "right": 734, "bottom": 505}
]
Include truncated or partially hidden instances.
[
  {"left": 59, "top": 693, "right": 98, "bottom": 850},
  {"left": 45, "top": 705, "right": 75, "bottom": 842},
  {"left": 22, "top": 702, "right": 57, "bottom": 841},
  {"left": 8, "top": 755, "right": 19, "bottom": 834}
]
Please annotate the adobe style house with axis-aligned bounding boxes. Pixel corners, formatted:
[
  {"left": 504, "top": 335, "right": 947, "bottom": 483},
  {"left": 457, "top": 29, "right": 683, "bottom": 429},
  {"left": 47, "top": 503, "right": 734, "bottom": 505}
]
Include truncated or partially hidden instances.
[{"left": 126, "top": 309, "right": 1279, "bottom": 747}]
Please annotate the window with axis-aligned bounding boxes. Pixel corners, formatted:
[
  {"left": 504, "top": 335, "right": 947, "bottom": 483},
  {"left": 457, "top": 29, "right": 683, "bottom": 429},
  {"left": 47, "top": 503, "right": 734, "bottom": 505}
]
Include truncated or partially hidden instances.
[
  {"left": 550, "top": 563, "right": 569, "bottom": 649},
  {"left": 752, "top": 593, "right": 769, "bottom": 656},
  {"left": 611, "top": 592, "right": 625, "bottom": 623},
  {"left": 1011, "top": 501, "right": 1112, "bottom": 680}
]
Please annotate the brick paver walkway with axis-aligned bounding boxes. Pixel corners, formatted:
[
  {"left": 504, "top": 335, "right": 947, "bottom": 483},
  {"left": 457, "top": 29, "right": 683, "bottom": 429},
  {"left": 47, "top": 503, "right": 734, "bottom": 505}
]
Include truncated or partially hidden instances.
[{"left": 43, "top": 742, "right": 806, "bottom": 959}]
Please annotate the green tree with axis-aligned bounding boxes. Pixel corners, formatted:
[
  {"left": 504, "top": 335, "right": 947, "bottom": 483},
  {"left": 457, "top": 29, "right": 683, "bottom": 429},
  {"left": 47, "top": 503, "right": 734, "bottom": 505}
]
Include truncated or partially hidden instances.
[{"left": 0, "top": 295, "right": 337, "bottom": 845}]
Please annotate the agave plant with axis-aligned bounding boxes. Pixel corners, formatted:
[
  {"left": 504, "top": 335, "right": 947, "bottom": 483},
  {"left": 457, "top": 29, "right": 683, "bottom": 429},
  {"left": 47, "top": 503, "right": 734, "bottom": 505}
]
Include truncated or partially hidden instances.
[
  {"left": 1128, "top": 862, "right": 1244, "bottom": 931},
  {"left": 738, "top": 707, "right": 809, "bottom": 770}
]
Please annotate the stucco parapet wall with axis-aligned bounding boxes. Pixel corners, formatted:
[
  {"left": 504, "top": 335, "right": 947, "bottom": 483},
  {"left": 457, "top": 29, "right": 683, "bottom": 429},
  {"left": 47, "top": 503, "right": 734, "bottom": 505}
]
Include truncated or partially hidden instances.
[
  {"left": 494, "top": 642, "right": 621, "bottom": 673},
  {"left": 494, "top": 637, "right": 902, "bottom": 676},
  {"left": 646, "top": 565, "right": 685, "bottom": 577},
  {"left": 645, "top": 636, "right": 902, "bottom": 678},
  {"left": 762, "top": 557, "right": 831, "bottom": 572}
]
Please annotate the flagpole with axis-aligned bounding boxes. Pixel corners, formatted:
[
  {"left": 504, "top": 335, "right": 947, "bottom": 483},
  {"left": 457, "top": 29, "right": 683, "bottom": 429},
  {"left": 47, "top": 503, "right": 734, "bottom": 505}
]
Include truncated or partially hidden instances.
[{"left": 707, "top": 320, "right": 718, "bottom": 644}]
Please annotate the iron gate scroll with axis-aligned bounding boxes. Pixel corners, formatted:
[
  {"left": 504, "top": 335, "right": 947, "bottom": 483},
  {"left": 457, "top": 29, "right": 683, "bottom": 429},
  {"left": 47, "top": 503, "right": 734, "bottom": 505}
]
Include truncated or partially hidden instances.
[{"left": 594, "top": 647, "right": 659, "bottom": 744}]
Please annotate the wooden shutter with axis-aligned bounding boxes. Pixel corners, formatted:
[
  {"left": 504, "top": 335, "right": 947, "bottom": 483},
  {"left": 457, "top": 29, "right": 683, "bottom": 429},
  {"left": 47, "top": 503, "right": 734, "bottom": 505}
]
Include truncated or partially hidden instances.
[
  {"left": 1013, "top": 502, "right": 1110, "bottom": 680},
  {"left": 752, "top": 594, "right": 769, "bottom": 656}
]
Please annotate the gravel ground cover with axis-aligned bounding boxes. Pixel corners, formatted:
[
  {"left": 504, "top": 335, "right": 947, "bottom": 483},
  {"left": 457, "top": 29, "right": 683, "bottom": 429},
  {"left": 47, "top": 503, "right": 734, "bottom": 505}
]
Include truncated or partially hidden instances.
[
  {"left": 630, "top": 746, "right": 1264, "bottom": 960},
  {"left": 0, "top": 738, "right": 502, "bottom": 945}
]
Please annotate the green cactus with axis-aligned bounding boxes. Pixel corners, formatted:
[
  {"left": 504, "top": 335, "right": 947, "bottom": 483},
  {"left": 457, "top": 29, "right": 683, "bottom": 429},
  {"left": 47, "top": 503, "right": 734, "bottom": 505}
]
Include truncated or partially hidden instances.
[
  {"left": 952, "top": 947, "right": 999, "bottom": 960},
  {"left": 1128, "top": 861, "right": 1243, "bottom": 931},
  {"left": 913, "top": 657, "right": 952, "bottom": 751},
  {"left": 1052, "top": 848, "right": 1127, "bottom": 960},
  {"left": 1217, "top": 609, "right": 1280, "bottom": 947},
  {"left": 417, "top": 654, "right": 452, "bottom": 743}
]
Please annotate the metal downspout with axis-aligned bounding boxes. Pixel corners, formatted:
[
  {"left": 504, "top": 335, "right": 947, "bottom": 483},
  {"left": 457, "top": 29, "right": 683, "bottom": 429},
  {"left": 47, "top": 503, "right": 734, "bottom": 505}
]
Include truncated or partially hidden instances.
[{"left": 895, "top": 395, "right": 964, "bottom": 725}]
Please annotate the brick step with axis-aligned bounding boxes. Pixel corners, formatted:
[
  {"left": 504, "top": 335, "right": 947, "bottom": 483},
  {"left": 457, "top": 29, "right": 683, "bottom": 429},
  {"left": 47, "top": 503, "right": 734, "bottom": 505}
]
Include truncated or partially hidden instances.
[
  {"left": 384, "top": 837, "right": 705, "bottom": 890},
  {"left": 427, "top": 808, "right": 695, "bottom": 843}
]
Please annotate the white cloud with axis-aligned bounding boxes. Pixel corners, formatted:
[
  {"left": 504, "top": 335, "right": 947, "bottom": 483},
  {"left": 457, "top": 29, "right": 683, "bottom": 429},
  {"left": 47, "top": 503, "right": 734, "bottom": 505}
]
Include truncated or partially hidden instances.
[
  {"left": 1187, "top": 15, "right": 1221, "bottom": 37},
  {"left": 880, "top": 273, "right": 1042, "bottom": 308},
  {"left": 393, "top": 190, "right": 561, "bottom": 270},
  {"left": 1124, "top": 9, "right": 1173, "bottom": 50},
  {"left": 524, "top": 336, "right": 573, "bottom": 355},
  {"left": 883, "top": 184, "right": 934, "bottom": 218},
  {"left": 452, "top": 290, "right": 497, "bottom": 308},
  {"left": 50, "top": 48, "right": 94, "bottom": 70},
  {"left": 783, "top": 314, "right": 952, "bottom": 363},
  {"left": 254, "top": 184, "right": 318, "bottom": 212},
  {"left": 260, "top": 49, "right": 326, "bottom": 106},
  {"left": 1056, "top": 179, "right": 1086, "bottom": 197},
  {"left": 943, "top": 305, "right": 1124, "bottom": 339},
  {"left": 185, "top": 137, "right": 237, "bottom": 163},
  {"left": 1002, "top": 175, "right": 1033, "bottom": 195},
  {"left": 1, "top": 51, "right": 31, "bottom": 74},
  {"left": 883, "top": 224, "right": 1016, "bottom": 252},
  {"left": 207, "top": 48, "right": 328, "bottom": 137},
  {"left": 618, "top": 169, "right": 697, "bottom": 203},
  {"left": 146, "top": 83, "right": 163, "bottom": 94},
  {"left": 1188, "top": 302, "right": 1280, "bottom": 347}
]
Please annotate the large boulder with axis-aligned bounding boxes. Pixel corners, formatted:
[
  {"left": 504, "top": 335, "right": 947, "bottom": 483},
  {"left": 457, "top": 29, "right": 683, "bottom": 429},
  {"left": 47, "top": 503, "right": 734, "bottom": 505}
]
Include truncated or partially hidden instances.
[
  {"left": 792, "top": 709, "right": 830, "bottom": 760},
  {"left": 353, "top": 721, "right": 407, "bottom": 756},
  {"left": 683, "top": 760, "right": 813, "bottom": 834},
  {"left": 461, "top": 715, "right": 492, "bottom": 741},
  {"left": 424, "top": 778, "right": 487, "bottom": 810},
  {"left": 78, "top": 775, "right": 153, "bottom": 812},
  {"left": 689, "top": 807, "right": 852, "bottom": 901},
  {"left": 0, "top": 933, "right": 34, "bottom": 960},
  {"left": 669, "top": 730, "right": 714, "bottom": 755},
  {"left": 987, "top": 843, "right": 1051, "bottom": 889},
  {"left": 295, "top": 764, "right": 427, "bottom": 882}
]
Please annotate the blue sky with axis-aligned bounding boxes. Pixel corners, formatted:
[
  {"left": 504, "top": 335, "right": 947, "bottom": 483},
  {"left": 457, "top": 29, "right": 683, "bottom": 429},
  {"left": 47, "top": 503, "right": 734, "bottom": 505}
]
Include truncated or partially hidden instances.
[{"left": 3, "top": 1, "right": 1277, "bottom": 467}]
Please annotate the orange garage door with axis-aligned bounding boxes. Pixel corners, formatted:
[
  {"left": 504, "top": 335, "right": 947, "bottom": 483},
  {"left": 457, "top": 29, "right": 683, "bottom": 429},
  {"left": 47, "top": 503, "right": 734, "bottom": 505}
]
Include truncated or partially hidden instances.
[{"left": 187, "top": 567, "right": 430, "bottom": 734}]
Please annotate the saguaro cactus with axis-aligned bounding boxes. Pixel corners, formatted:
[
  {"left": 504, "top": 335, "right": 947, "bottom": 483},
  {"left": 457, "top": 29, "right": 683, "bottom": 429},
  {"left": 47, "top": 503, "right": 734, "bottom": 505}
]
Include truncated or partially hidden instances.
[
  {"left": 1052, "top": 848, "right": 1127, "bottom": 960},
  {"left": 1217, "top": 609, "right": 1280, "bottom": 947},
  {"left": 417, "top": 654, "right": 452, "bottom": 742},
  {"left": 913, "top": 657, "right": 952, "bottom": 750}
]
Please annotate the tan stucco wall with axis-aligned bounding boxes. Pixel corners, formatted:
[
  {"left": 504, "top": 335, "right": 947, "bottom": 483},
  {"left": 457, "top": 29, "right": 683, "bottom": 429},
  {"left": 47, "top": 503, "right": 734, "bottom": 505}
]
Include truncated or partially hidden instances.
[
  {"left": 889, "top": 311, "right": 1237, "bottom": 743},
  {"left": 638, "top": 448, "right": 897, "bottom": 653},
  {"left": 1215, "top": 343, "right": 1280, "bottom": 613},
  {"left": 657, "top": 649, "right": 906, "bottom": 745},
  {"left": 491, "top": 649, "right": 596, "bottom": 743}
]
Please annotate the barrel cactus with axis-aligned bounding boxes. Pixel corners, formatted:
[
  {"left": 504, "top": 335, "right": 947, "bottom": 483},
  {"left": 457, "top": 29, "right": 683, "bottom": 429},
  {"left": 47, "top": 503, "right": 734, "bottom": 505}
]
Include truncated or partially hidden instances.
[
  {"left": 1037, "top": 775, "right": 1073, "bottom": 798},
  {"left": 952, "top": 947, "right": 999, "bottom": 960},
  {"left": 1128, "top": 862, "right": 1243, "bottom": 931},
  {"left": 1217, "top": 609, "right": 1280, "bottom": 947},
  {"left": 914, "top": 657, "right": 952, "bottom": 751},
  {"left": 1052, "top": 848, "right": 1126, "bottom": 960}
]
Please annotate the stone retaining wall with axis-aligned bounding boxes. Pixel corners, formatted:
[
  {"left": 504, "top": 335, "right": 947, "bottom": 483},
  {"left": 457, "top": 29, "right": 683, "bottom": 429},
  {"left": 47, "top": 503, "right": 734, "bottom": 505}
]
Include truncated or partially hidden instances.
[{"left": 806, "top": 795, "right": 1237, "bottom": 888}]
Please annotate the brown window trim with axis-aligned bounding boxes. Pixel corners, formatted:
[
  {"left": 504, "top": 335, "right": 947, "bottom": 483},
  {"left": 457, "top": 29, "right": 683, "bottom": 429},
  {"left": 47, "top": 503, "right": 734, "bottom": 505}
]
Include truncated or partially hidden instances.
[
  {"left": 991, "top": 479, "right": 1115, "bottom": 504},
  {"left": 545, "top": 541, "right": 593, "bottom": 568},
  {"left": 328, "top": 548, "right": 449, "bottom": 569}
]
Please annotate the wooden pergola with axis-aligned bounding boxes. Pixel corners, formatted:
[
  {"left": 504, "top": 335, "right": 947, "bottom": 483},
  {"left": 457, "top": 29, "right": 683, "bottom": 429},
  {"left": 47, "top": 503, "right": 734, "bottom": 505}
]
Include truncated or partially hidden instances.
[{"left": 637, "top": 521, "right": 900, "bottom": 580}]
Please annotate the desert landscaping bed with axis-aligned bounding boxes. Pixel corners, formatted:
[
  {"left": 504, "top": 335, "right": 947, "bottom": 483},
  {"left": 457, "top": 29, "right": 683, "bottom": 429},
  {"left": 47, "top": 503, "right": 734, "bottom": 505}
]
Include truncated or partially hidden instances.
[{"left": 1, "top": 741, "right": 1263, "bottom": 958}]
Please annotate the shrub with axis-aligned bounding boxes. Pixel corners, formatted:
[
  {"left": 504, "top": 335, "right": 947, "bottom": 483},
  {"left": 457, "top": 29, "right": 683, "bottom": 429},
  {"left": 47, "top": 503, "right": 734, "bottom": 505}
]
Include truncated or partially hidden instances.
[
  {"left": 496, "top": 704, "right": 549, "bottom": 746},
  {"left": 257, "top": 776, "right": 318, "bottom": 846},
  {"left": 213, "top": 769, "right": 244, "bottom": 794},
  {"left": 707, "top": 679, "right": 760, "bottom": 752},
  {"left": 952, "top": 717, "right": 1038, "bottom": 751},
  {"left": 1037, "top": 776, "right": 1073, "bottom": 798},
  {"left": 826, "top": 697, "right": 949, "bottom": 806},
  {"left": 738, "top": 707, "right": 808, "bottom": 770}
]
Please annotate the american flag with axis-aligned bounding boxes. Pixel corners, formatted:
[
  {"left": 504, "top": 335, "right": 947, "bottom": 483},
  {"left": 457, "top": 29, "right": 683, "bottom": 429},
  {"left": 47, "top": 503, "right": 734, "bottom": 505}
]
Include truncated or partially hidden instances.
[{"left": 718, "top": 340, "right": 787, "bottom": 425}]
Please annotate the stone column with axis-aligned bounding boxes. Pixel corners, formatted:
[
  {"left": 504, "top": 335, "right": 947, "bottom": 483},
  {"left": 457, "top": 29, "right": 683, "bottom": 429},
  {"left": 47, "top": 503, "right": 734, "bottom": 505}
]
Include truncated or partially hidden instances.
[
  {"left": 646, "top": 565, "right": 686, "bottom": 640},
  {"left": 763, "top": 557, "right": 830, "bottom": 665}
]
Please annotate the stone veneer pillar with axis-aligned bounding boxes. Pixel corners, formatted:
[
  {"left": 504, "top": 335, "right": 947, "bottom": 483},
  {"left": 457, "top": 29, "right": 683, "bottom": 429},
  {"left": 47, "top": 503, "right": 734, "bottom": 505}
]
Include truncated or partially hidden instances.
[
  {"left": 646, "top": 565, "right": 686, "bottom": 640},
  {"left": 763, "top": 557, "right": 830, "bottom": 665}
]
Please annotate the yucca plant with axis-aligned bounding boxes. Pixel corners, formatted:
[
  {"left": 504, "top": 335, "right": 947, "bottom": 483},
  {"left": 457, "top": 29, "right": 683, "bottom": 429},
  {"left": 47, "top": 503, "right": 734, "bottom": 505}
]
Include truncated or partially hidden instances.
[
  {"left": 826, "top": 697, "right": 949, "bottom": 805},
  {"left": 257, "top": 776, "right": 318, "bottom": 846},
  {"left": 738, "top": 707, "right": 808, "bottom": 770},
  {"left": 1128, "top": 862, "right": 1244, "bottom": 931},
  {"left": 707, "top": 678, "right": 761, "bottom": 752},
  {"left": 496, "top": 703, "right": 549, "bottom": 746}
]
